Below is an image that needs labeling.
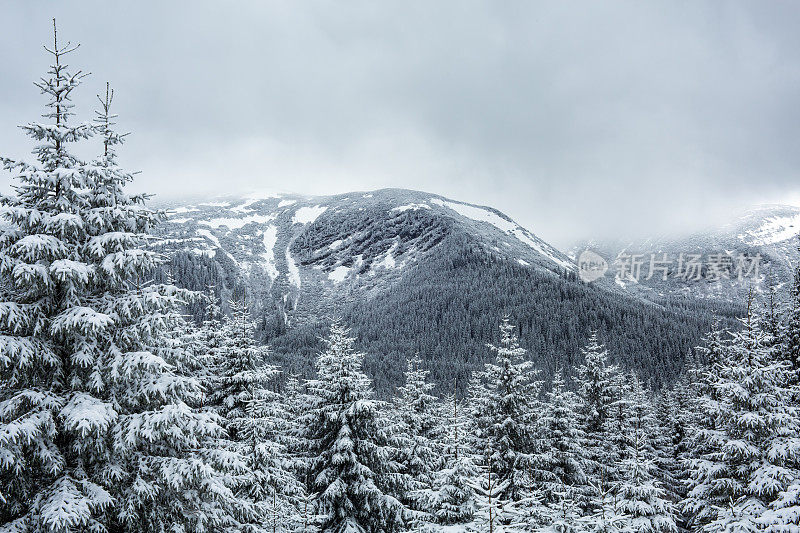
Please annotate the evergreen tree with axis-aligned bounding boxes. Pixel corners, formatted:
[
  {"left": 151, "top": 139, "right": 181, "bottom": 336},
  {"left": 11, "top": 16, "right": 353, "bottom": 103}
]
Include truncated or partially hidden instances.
[
  {"left": 0, "top": 25, "right": 236, "bottom": 531},
  {"left": 580, "top": 481, "right": 631, "bottom": 533},
  {"left": 537, "top": 371, "right": 588, "bottom": 522},
  {"left": 576, "top": 333, "right": 622, "bottom": 504},
  {"left": 394, "top": 354, "right": 441, "bottom": 511},
  {"left": 470, "top": 317, "right": 540, "bottom": 504},
  {"left": 684, "top": 298, "right": 800, "bottom": 532},
  {"left": 205, "top": 298, "right": 303, "bottom": 531},
  {"left": 681, "top": 325, "right": 731, "bottom": 531},
  {"left": 651, "top": 384, "right": 690, "bottom": 530},
  {"left": 469, "top": 444, "right": 529, "bottom": 533},
  {"left": 432, "top": 389, "right": 477, "bottom": 525},
  {"left": 615, "top": 376, "right": 676, "bottom": 533},
  {"left": 781, "top": 248, "right": 800, "bottom": 392},
  {"left": 301, "top": 321, "right": 407, "bottom": 533}
]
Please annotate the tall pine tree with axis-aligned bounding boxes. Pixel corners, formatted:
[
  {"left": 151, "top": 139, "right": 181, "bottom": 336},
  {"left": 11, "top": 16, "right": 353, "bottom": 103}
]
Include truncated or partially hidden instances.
[
  {"left": 301, "top": 321, "right": 407, "bottom": 533},
  {"left": 0, "top": 24, "right": 237, "bottom": 531}
]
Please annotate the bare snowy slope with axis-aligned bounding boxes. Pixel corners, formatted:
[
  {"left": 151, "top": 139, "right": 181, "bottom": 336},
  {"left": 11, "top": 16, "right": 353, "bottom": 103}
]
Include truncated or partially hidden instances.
[{"left": 156, "top": 188, "right": 575, "bottom": 323}]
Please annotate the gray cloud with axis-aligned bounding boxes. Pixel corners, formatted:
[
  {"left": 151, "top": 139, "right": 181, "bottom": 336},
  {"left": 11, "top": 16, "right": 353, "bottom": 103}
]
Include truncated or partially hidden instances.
[{"left": 1, "top": 1, "right": 799, "bottom": 247}]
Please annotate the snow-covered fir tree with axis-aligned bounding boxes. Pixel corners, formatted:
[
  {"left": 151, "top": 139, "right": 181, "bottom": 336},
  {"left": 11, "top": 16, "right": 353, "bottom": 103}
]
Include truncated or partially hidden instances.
[
  {"left": 393, "top": 353, "right": 441, "bottom": 513},
  {"left": 684, "top": 296, "right": 800, "bottom": 532},
  {"left": 0, "top": 25, "right": 238, "bottom": 531},
  {"left": 575, "top": 333, "right": 622, "bottom": 506},
  {"left": 650, "top": 382, "right": 689, "bottom": 519},
  {"left": 300, "top": 321, "right": 407, "bottom": 533},
  {"left": 615, "top": 376, "right": 676, "bottom": 533},
  {"left": 204, "top": 297, "right": 304, "bottom": 531},
  {"left": 469, "top": 444, "right": 531, "bottom": 533},
  {"left": 681, "top": 325, "right": 731, "bottom": 531},
  {"left": 470, "top": 317, "right": 540, "bottom": 505},
  {"left": 580, "top": 481, "right": 631, "bottom": 533},
  {"left": 537, "top": 370, "right": 588, "bottom": 519},
  {"left": 781, "top": 253, "right": 800, "bottom": 393},
  {"left": 431, "top": 388, "right": 478, "bottom": 525}
]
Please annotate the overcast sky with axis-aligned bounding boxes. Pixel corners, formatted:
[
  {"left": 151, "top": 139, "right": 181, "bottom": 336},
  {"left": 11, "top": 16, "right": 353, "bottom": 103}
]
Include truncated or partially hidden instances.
[{"left": 1, "top": 2, "right": 799, "bottom": 247}]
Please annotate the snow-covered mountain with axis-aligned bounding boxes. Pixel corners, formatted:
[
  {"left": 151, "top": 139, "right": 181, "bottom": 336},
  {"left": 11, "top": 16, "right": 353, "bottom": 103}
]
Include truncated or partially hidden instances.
[
  {"left": 153, "top": 188, "right": 723, "bottom": 393},
  {"left": 570, "top": 204, "right": 800, "bottom": 304},
  {"left": 156, "top": 188, "right": 575, "bottom": 321}
]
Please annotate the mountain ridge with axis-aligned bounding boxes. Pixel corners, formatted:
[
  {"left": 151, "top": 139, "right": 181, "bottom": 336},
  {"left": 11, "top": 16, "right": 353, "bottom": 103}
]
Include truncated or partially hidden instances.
[{"left": 152, "top": 188, "right": 791, "bottom": 393}]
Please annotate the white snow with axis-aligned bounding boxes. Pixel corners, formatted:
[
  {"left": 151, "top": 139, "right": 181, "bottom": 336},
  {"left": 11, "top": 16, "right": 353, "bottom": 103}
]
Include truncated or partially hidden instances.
[
  {"left": 517, "top": 259, "right": 530, "bottom": 266},
  {"left": 232, "top": 198, "right": 259, "bottom": 213},
  {"left": 432, "top": 198, "right": 574, "bottom": 271},
  {"left": 286, "top": 245, "right": 301, "bottom": 288},
  {"left": 513, "top": 229, "right": 574, "bottom": 271},
  {"left": 328, "top": 265, "right": 351, "bottom": 283},
  {"left": 375, "top": 244, "right": 397, "bottom": 270},
  {"left": 262, "top": 225, "right": 279, "bottom": 281},
  {"left": 169, "top": 218, "right": 191, "bottom": 224},
  {"left": 233, "top": 192, "right": 281, "bottom": 213},
  {"left": 329, "top": 239, "right": 344, "bottom": 250},
  {"left": 198, "top": 201, "right": 230, "bottom": 207},
  {"left": 431, "top": 198, "right": 517, "bottom": 232},
  {"left": 278, "top": 199, "right": 296, "bottom": 207},
  {"left": 292, "top": 205, "right": 327, "bottom": 225},
  {"left": 742, "top": 213, "right": 800, "bottom": 245},
  {"left": 362, "top": 194, "right": 373, "bottom": 198},
  {"left": 196, "top": 229, "right": 222, "bottom": 249},
  {"left": 392, "top": 203, "right": 431, "bottom": 212},
  {"left": 170, "top": 206, "right": 199, "bottom": 215},
  {"left": 198, "top": 214, "right": 275, "bottom": 229},
  {"left": 50, "top": 259, "right": 93, "bottom": 283},
  {"left": 62, "top": 393, "right": 116, "bottom": 436},
  {"left": 196, "top": 229, "right": 237, "bottom": 262}
]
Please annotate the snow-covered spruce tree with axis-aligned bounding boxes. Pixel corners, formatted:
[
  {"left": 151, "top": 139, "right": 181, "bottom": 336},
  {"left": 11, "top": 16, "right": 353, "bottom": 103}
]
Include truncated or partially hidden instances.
[
  {"left": 301, "top": 321, "right": 407, "bottom": 533},
  {"left": 761, "top": 287, "right": 800, "bottom": 533},
  {"left": 205, "top": 297, "right": 304, "bottom": 531},
  {"left": 537, "top": 370, "right": 588, "bottom": 518},
  {"left": 579, "top": 481, "right": 631, "bottom": 533},
  {"left": 651, "top": 381, "right": 690, "bottom": 516},
  {"left": 575, "top": 332, "right": 622, "bottom": 506},
  {"left": 684, "top": 297, "right": 800, "bottom": 532},
  {"left": 470, "top": 316, "right": 540, "bottom": 505},
  {"left": 469, "top": 445, "right": 530, "bottom": 533},
  {"left": 0, "top": 25, "right": 237, "bottom": 532},
  {"left": 281, "top": 372, "right": 312, "bottom": 471},
  {"left": 605, "top": 370, "right": 633, "bottom": 494},
  {"left": 194, "top": 287, "right": 226, "bottom": 398},
  {"left": 244, "top": 387, "right": 307, "bottom": 533},
  {"left": 680, "top": 325, "right": 731, "bottom": 531},
  {"left": 540, "top": 483, "right": 583, "bottom": 533},
  {"left": 206, "top": 298, "right": 276, "bottom": 436},
  {"left": 782, "top": 253, "right": 800, "bottom": 393},
  {"left": 615, "top": 376, "right": 676, "bottom": 533},
  {"left": 431, "top": 388, "right": 478, "bottom": 525},
  {"left": 393, "top": 353, "right": 441, "bottom": 512}
]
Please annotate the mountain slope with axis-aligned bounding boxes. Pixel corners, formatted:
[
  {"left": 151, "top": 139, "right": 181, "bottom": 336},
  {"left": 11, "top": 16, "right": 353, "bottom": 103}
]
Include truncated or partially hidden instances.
[
  {"left": 570, "top": 204, "right": 800, "bottom": 305},
  {"left": 154, "top": 189, "right": 735, "bottom": 393}
]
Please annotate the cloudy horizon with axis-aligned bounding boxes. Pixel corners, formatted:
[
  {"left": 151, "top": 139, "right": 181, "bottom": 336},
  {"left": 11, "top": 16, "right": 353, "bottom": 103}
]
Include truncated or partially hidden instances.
[{"left": 2, "top": 2, "right": 799, "bottom": 247}]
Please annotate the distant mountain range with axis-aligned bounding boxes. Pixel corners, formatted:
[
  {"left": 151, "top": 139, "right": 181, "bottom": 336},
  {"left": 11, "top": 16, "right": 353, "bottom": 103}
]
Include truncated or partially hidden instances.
[
  {"left": 153, "top": 189, "right": 799, "bottom": 393},
  {"left": 570, "top": 203, "right": 800, "bottom": 303}
]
